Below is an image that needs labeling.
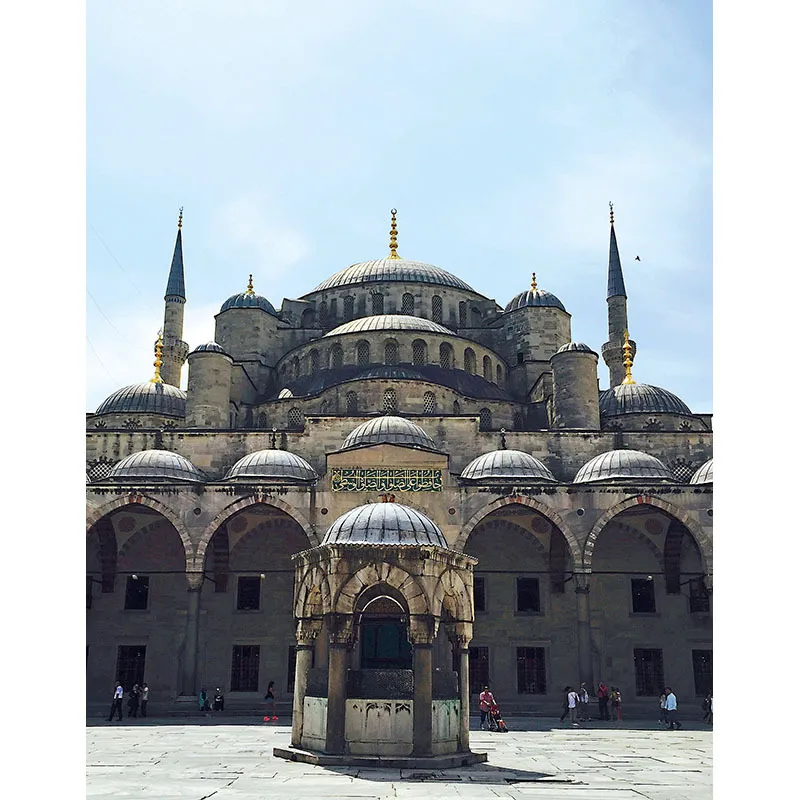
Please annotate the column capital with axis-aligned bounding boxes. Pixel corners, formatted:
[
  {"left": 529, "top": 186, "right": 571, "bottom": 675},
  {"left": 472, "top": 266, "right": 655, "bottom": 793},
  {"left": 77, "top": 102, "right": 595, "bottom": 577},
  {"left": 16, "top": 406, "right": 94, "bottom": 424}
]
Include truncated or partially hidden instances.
[
  {"left": 408, "top": 614, "right": 438, "bottom": 646},
  {"left": 185, "top": 572, "right": 204, "bottom": 591},
  {"left": 327, "top": 613, "right": 355, "bottom": 646},
  {"left": 573, "top": 572, "right": 591, "bottom": 593},
  {"left": 296, "top": 618, "right": 322, "bottom": 647},
  {"left": 443, "top": 620, "right": 473, "bottom": 649}
]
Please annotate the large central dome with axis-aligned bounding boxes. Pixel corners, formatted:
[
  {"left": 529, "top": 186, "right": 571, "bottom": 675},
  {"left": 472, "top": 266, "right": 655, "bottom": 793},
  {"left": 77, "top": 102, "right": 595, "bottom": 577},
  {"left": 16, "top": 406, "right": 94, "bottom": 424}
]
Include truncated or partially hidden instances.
[
  {"left": 324, "top": 314, "right": 452, "bottom": 337},
  {"left": 308, "top": 258, "right": 475, "bottom": 293}
]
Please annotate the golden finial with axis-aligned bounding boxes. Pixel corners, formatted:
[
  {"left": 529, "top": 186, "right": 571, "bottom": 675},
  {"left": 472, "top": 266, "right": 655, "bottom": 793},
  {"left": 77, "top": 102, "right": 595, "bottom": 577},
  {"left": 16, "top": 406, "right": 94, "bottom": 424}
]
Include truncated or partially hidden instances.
[
  {"left": 150, "top": 331, "right": 164, "bottom": 384},
  {"left": 622, "top": 329, "right": 636, "bottom": 385},
  {"left": 178, "top": 207, "right": 183, "bottom": 229},
  {"left": 388, "top": 208, "right": 401, "bottom": 259},
  {"left": 245, "top": 274, "right": 255, "bottom": 296},
  {"left": 531, "top": 272, "right": 537, "bottom": 291},
  {"left": 609, "top": 201, "right": 615, "bottom": 226}
]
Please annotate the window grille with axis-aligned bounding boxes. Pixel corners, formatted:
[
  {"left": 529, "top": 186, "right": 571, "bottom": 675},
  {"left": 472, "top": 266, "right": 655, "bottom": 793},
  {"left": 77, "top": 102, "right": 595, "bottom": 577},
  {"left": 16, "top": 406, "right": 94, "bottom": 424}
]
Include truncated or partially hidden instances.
[
  {"left": 346, "top": 391, "right": 358, "bottom": 414},
  {"left": 330, "top": 345, "right": 343, "bottom": 369},
  {"left": 513, "top": 411, "right": 524, "bottom": 431},
  {"left": 431, "top": 295, "right": 443, "bottom": 323},
  {"left": 310, "top": 350, "right": 320, "bottom": 373},
  {"left": 459, "top": 301, "right": 467, "bottom": 328},
  {"left": 464, "top": 348, "right": 476, "bottom": 374},
  {"left": 692, "top": 650, "right": 713, "bottom": 696},
  {"left": 385, "top": 340, "right": 399, "bottom": 365},
  {"left": 320, "top": 399, "right": 329, "bottom": 414},
  {"left": 344, "top": 296, "right": 355, "bottom": 320},
  {"left": 634, "top": 648, "right": 664, "bottom": 696},
  {"left": 318, "top": 301, "right": 328, "bottom": 326},
  {"left": 412, "top": 339, "right": 426, "bottom": 366},
  {"left": 383, "top": 389, "right": 398, "bottom": 413},
  {"left": 423, "top": 391, "right": 436, "bottom": 415},
  {"left": 479, "top": 408, "right": 492, "bottom": 431},
  {"left": 357, "top": 341, "right": 371, "bottom": 367},
  {"left": 516, "top": 647, "right": 546, "bottom": 694},
  {"left": 439, "top": 343, "right": 452, "bottom": 369},
  {"left": 288, "top": 407, "right": 304, "bottom": 430},
  {"left": 401, "top": 292, "right": 414, "bottom": 315},
  {"left": 257, "top": 412, "right": 267, "bottom": 428},
  {"left": 292, "top": 357, "right": 300, "bottom": 380},
  {"left": 230, "top": 645, "right": 260, "bottom": 692},
  {"left": 372, "top": 293, "right": 384, "bottom": 314},
  {"left": 483, "top": 355, "right": 492, "bottom": 380},
  {"left": 329, "top": 298, "right": 337, "bottom": 321},
  {"left": 496, "top": 364, "right": 503, "bottom": 384},
  {"left": 453, "top": 400, "right": 461, "bottom": 415}
]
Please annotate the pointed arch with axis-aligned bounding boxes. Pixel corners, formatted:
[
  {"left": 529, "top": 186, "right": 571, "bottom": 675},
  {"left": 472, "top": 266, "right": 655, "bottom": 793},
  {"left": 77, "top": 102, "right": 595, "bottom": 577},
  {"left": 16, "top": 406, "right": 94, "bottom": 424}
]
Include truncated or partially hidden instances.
[
  {"left": 432, "top": 568, "right": 473, "bottom": 622},
  {"left": 295, "top": 565, "right": 333, "bottom": 617}
]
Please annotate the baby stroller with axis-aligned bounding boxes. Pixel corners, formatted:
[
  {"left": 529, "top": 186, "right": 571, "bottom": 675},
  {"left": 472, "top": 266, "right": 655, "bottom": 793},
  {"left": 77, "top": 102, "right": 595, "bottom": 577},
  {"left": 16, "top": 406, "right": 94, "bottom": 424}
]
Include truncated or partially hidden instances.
[{"left": 487, "top": 702, "right": 509, "bottom": 732}]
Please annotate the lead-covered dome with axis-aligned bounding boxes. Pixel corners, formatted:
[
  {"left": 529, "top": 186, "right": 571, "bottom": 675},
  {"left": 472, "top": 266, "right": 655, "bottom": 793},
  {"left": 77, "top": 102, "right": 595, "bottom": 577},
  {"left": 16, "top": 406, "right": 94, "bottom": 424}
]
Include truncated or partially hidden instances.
[
  {"left": 690, "top": 458, "right": 713, "bottom": 485},
  {"left": 556, "top": 342, "right": 595, "bottom": 354},
  {"left": 325, "top": 314, "right": 452, "bottom": 337},
  {"left": 573, "top": 449, "right": 675, "bottom": 483},
  {"left": 505, "top": 274, "right": 567, "bottom": 313},
  {"left": 191, "top": 341, "right": 229, "bottom": 355},
  {"left": 322, "top": 502, "right": 447, "bottom": 547},
  {"left": 342, "top": 416, "right": 438, "bottom": 451},
  {"left": 220, "top": 291, "right": 278, "bottom": 316},
  {"left": 309, "top": 258, "right": 475, "bottom": 293},
  {"left": 95, "top": 382, "right": 186, "bottom": 417},
  {"left": 225, "top": 450, "right": 317, "bottom": 482},
  {"left": 106, "top": 450, "right": 204, "bottom": 483},
  {"left": 461, "top": 450, "right": 556, "bottom": 482},
  {"left": 599, "top": 383, "right": 692, "bottom": 417}
]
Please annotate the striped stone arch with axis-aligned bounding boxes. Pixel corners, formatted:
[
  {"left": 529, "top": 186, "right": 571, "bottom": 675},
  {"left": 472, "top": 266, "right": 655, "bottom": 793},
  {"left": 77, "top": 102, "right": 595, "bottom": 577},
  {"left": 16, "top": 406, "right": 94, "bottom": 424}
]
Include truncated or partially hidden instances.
[
  {"left": 455, "top": 496, "right": 581, "bottom": 569},
  {"left": 195, "top": 496, "right": 317, "bottom": 569},
  {"left": 332, "top": 563, "right": 430, "bottom": 616},
  {"left": 86, "top": 495, "right": 195, "bottom": 566},
  {"left": 583, "top": 494, "right": 712, "bottom": 575},
  {"left": 294, "top": 565, "right": 333, "bottom": 618},
  {"left": 432, "top": 569, "right": 473, "bottom": 622}
]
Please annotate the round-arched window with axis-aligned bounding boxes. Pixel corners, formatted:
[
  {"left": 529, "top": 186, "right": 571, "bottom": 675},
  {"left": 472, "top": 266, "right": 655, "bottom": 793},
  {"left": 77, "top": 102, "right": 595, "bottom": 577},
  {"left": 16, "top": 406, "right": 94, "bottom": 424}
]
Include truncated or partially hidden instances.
[
  {"left": 383, "top": 389, "right": 398, "bottom": 413},
  {"left": 431, "top": 295, "right": 443, "bottom": 323},
  {"left": 479, "top": 408, "right": 492, "bottom": 431},
  {"left": 401, "top": 292, "right": 415, "bottom": 315},
  {"left": 412, "top": 339, "right": 427, "bottom": 366},
  {"left": 288, "top": 407, "right": 304, "bottom": 430},
  {"left": 346, "top": 391, "right": 358, "bottom": 415},
  {"left": 330, "top": 344, "right": 344, "bottom": 369},
  {"left": 357, "top": 340, "right": 371, "bottom": 367},
  {"left": 385, "top": 340, "right": 399, "bottom": 365},
  {"left": 464, "top": 348, "right": 476, "bottom": 375},
  {"left": 423, "top": 391, "right": 436, "bottom": 415}
]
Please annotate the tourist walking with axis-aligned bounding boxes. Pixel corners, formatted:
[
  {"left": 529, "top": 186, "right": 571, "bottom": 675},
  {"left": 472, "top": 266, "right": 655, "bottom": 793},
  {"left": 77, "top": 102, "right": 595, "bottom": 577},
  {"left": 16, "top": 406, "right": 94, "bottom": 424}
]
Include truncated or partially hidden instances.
[
  {"left": 479, "top": 685, "right": 496, "bottom": 730},
  {"left": 597, "top": 682, "right": 610, "bottom": 720},
  {"left": 559, "top": 686, "right": 571, "bottom": 722},
  {"left": 127, "top": 684, "right": 141, "bottom": 718},
  {"left": 566, "top": 686, "right": 580, "bottom": 725},
  {"left": 702, "top": 691, "right": 713, "bottom": 723},
  {"left": 578, "top": 683, "right": 590, "bottom": 721},
  {"left": 107, "top": 681, "right": 123, "bottom": 722},
  {"left": 140, "top": 683, "right": 149, "bottom": 717},
  {"left": 659, "top": 689, "right": 668, "bottom": 726},
  {"left": 610, "top": 687, "right": 622, "bottom": 720},
  {"left": 213, "top": 687, "right": 225, "bottom": 712},
  {"left": 265, "top": 680, "right": 278, "bottom": 721},
  {"left": 664, "top": 687, "right": 682, "bottom": 730},
  {"left": 199, "top": 687, "right": 210, "bottom": 713}
]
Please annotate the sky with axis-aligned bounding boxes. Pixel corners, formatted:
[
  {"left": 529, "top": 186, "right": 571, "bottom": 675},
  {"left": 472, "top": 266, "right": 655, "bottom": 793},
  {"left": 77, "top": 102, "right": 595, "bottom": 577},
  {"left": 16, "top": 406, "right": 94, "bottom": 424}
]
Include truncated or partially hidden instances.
[{"left": 86, "top": 0, "right": 712, "bottom": 413}]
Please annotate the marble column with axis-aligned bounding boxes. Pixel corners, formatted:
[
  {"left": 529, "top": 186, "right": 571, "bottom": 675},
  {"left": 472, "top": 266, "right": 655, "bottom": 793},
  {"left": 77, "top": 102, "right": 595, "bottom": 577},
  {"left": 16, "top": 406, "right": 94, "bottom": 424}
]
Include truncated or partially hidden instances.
[
  {"left": 445, "top": 622, "right": 473, "bottom": 753},
  {"left": 291, "top": 619, "right": 321, "bottom": 748},
  {"left": 410, "top": 615, "right": 436, "bottom": 757},
  {"left": 575, "top": 573, "right": 594, "bottom": 691},
  {"left": 324, "top": 615, "right": 353, "bottom": 755},
  {"left": 180, "top": 573, "right": 204, "bottom": 696}
]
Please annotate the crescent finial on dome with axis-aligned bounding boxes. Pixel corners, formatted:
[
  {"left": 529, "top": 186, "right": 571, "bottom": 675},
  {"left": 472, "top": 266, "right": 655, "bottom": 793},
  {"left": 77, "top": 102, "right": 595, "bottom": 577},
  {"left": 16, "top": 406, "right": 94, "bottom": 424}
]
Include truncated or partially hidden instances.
[
  {"left": 388, "top": 208, "right": 401, "bottom": 260},
  {"left": 531, "top": 272, "right": 537, "bottom": 291},
  {"left": 150, "top": 331, "right": 164, "bottom": 384},
  {"left": 245, "top": 274, "right": 255, "bottom": 296}
]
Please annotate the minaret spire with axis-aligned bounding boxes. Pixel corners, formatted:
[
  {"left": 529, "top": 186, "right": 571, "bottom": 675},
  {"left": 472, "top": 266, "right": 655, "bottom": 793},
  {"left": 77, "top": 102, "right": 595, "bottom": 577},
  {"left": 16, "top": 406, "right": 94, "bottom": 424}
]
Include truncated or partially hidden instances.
[
  {"left": 165, "top": 207, "right": 186, "bottom": 300},
  {"left": 161, "top": 208, "right": 189, "bottom": 387},
  {"left": 606, "top": 202, "right": 627, "bottom": 300}
]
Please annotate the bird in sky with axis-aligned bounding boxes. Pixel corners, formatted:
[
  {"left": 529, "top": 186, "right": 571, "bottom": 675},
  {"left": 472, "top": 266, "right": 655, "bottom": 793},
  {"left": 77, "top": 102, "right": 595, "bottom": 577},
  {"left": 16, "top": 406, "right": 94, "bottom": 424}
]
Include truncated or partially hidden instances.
[{"left": 634, "top": 256, "right": 641, "bottom": 261}]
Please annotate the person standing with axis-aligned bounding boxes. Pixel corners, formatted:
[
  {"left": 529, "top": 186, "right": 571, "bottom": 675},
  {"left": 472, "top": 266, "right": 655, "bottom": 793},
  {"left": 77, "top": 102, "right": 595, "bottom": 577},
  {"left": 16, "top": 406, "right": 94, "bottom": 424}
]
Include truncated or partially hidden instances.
[
  {"left": 479, "top": 685, "right": 496, "bottom": 730},
  {"left": 597, "top": 682, "right": 610, "bottom": 721},
  {"left": 610, "top": 687, "right": 622, "bottom": 721},
  {"left": 559, "top": 686, "right": 571, "bottom": 723},
  {"left": 140, "top": 683, "right": 149, "bottom": 717},
  {"left": 578, "top": 683, "right": 590, "bottom": 721},
  {"left": 664, "top": 687, "right": 682, "bottom": 730},
  {"left": 567, "top": 686, "right": 580, "bottom": 726},
  {"left": 659, "top": 689, "right": 668, "bottom": 726},
  {"left": 265, "top": 680, "right": 278, "bottom": 721},
  {"left": 199, "top": 687, "right": 209, "bottom": 714},
  {"left": 701, "top": 691, "right": 713, "bottom": 723},
  {"left": 127, "top": 684, "right": 140, "bottom": 718},
  {"left": 107, "top": 681, "right": 123, "bottom": 722},
  {"left": 213, "top": 687, "right": 225, "bottom": 712}
]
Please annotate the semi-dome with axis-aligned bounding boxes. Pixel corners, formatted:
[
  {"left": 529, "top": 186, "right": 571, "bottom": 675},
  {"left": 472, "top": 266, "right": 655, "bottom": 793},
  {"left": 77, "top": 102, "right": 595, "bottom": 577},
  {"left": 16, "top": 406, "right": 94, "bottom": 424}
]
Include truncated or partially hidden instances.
[
  {"left": 106, "top": 450, "right": 204, "bottom": 483},
  {"left": 342, "top": 416, "right": 438, "bottom": 451},
  {"left": 95, "top": 382, "right": 186, "bottom": 417},
  {"left": 191, "top": 341, "right": 229, "bottom": 355},
  {"left": 555, "top": 342, "right": 596, "bottom": 354},
  {"left": 324, "top": 314, "right": 452, "bottom": 337},
  {"left": 461, "top": 450, "right": 556, "bottom": 482},
  {"left": 573, "top": 449, "right": 675, "bottom": 483},
  {"left": 599, "top": 383, "right": 692, "bottom": 417},
  {"left": 322, "top": 502, "right": 447, "bottom": 547},
  {"left": 308, "top": 258, "right": 475, "bottom": 293},
  {"left": 225, "top": 450, "right": 317, "bottom": 482},
  {"left": 505, "top": 275, "right": 567, "bottom": 313},
  {"left": 690, "top": 458, "right": 713, "bottom": 485}
]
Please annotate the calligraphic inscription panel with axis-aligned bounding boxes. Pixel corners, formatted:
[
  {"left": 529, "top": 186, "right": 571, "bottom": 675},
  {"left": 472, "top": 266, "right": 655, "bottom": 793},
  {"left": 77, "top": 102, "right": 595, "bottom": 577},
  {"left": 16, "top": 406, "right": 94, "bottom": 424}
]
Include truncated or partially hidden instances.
[{"left": 331, "top": 468, "right": 442, "bottom": 493}]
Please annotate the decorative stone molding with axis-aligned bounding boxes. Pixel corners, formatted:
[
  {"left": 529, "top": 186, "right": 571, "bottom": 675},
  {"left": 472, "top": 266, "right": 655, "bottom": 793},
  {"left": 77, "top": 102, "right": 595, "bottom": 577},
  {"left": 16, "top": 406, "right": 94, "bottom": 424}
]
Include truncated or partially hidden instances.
[
  {"left": 408, "top": 614, "right": 438, "bottom": 646},
  {"left": 296, "top": 618, "right": 322, "bottom": 646}
]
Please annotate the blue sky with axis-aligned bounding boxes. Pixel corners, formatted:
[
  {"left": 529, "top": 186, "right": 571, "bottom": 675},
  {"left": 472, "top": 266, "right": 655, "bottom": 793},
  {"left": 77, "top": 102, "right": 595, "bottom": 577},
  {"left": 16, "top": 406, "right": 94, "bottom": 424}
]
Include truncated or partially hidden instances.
[{"left": 86, "top": 0, "right": 712, "bottom": 412}]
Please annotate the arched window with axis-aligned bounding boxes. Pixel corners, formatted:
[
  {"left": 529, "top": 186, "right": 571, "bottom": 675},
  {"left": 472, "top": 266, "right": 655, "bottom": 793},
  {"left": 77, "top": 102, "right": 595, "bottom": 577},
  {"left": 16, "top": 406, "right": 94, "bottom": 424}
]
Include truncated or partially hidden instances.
[
  {"left": 309, "top": 349, "right": 320, "bottom": 374},
  {"left": 423, "top": 391, "right": 436, "bottom": 415},
  {"left": 329, "top": 298, "right": 338, "bottom": 321},
  {"left": 431, "top": 295, "right": 443, "bottom": 323},
  {"left": 401, "top": 292, "right": 414, "bottom": 315},
  {"left": 383, "top": 389, "right": 398, "bottom": 413},
  {"left": 344, "top": 295, "right": 355, "bottom": 320},
  {"left": 292, "top": 356, "right": 300, "bottom": 380},
  {"left": 301, "top": 308, "right": 315, "bottom": 329},
  {"left": 288, "top": 407, "right": 304, "bottom": 431},
  {"left": 452, "top": 400, "right": 461, "bottom": 415},
  {"left": 483, "top": 355, "right": 492, "bottom": 380},
  {"left": 357, "top": 340, "right": 371, "bottom": 367},
  {"left": 318, "top": 300, "right": 328, "bottom": 327},
  {"left": 257, "top": 412, "right": 268, "bottom": 428},
  {"left": 479, "top": 408, "right": 492, "bottom": 431},
  {"left": 464, "top": 348, "right": 476, "bottom": 375},
  {"left": 513, "top": 411, "right": 524, "bottom": 431},
  {"left": 346, "top": 391, "right": 358, "bottom": 415},
  {"left": 412, "top": 339, "right": 427, "bottom": 366},
  {"left": 471, "top": 307, "right": 481, "bottom": 327},
  {"left": 458, "top": 301, "right": 467, "bottom": 328},
  {"left": 496, "top": 364, "right": 503, "bottom": 384},
  {"left": 384, "top": 339, "right": 399, "bottom": 365},
  {"left": 372, "top": 292, "right": 384, "bottom": 315},
  {"left": 320, "top": 399, "right": 329, "bottom": 414},
  {"left": 330, "top": 344, "right": 343, "bottom": 369},
  {"left": 439, "top": 342, "right": 453, "bottom": 369}
]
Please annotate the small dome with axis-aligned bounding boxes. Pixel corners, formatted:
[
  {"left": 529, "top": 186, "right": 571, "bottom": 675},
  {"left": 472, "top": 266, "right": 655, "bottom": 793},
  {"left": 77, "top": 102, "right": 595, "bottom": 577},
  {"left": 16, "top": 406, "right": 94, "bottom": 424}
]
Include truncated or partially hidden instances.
[
  {"left": 95, "top": 382, "right": 186, "bottom": 417},
  {"left": 225, "top": 450, "right": 317, "bottom": 482},
  {"left": 309, "top": 259, "right": 475, "bottom": 293},
  {"left": 573, "top": 449, "right": 675, "bottom": 483},
  {"left": 322, "top": 502, "right": 447, "bottom": 547},
  {"left": 555, "top": 342, "right": 596, "bottom": 355},
  {"left": 191, "top": 341, "right": 229, "bottom": 356},
  {"left": 107, "top": 450, "right": 204, "bottom": 483},
  {"left": 690, "top": 458, "right": 713, "bottom": 485},
  {"left": 325, "top": 314, "right": 452, "bottom": 337},
  {"left": 505, "top": 288, "right": 566, "bottom": 313},
  {"left": 278, "top": 388, "right": 294, "bottom": 399},
  {"left": 461, "top": 450, "right": 556, "bottom": 482},
  {"left": 599, "top": 384, "right": 692, "bottom": 417},
  {"left": 342, "top": 416, "right": 437, "bottom": 451},
  {"left": 220, "top": 292, "right": 278, "bottom": 316}
]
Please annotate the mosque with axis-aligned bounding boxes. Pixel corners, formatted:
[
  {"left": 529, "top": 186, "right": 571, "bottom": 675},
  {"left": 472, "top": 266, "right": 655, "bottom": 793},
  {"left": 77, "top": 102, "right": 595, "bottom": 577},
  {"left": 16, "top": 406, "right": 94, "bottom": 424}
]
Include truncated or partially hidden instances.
[{"left": 86, "top": 207, "right": 712, "bottom": 720}]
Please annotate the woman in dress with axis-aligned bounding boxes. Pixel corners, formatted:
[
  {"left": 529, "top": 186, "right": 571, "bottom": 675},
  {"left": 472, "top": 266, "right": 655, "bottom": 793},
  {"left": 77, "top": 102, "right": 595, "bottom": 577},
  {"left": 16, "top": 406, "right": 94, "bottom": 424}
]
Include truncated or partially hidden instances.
[{"left": 265, "top": 680, "right": 277, "bottom": 721}]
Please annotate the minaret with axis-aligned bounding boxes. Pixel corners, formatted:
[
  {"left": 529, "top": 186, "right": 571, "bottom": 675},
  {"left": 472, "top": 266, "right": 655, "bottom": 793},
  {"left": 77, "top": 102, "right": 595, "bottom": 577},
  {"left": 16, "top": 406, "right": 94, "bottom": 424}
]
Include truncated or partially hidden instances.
[
  {"left": 161, "top": 208, "right": 190, "bottom": 387},
  {"left": 601, "top": 203, "right": 636, "bottom": 387}
]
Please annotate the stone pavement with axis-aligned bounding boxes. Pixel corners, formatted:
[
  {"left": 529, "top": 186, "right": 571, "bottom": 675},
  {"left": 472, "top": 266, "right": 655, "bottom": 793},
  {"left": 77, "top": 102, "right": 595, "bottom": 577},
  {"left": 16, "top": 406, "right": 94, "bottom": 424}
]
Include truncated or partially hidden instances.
[{"left": 86, "top": 716, "right": 712, "bottom": 799}]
